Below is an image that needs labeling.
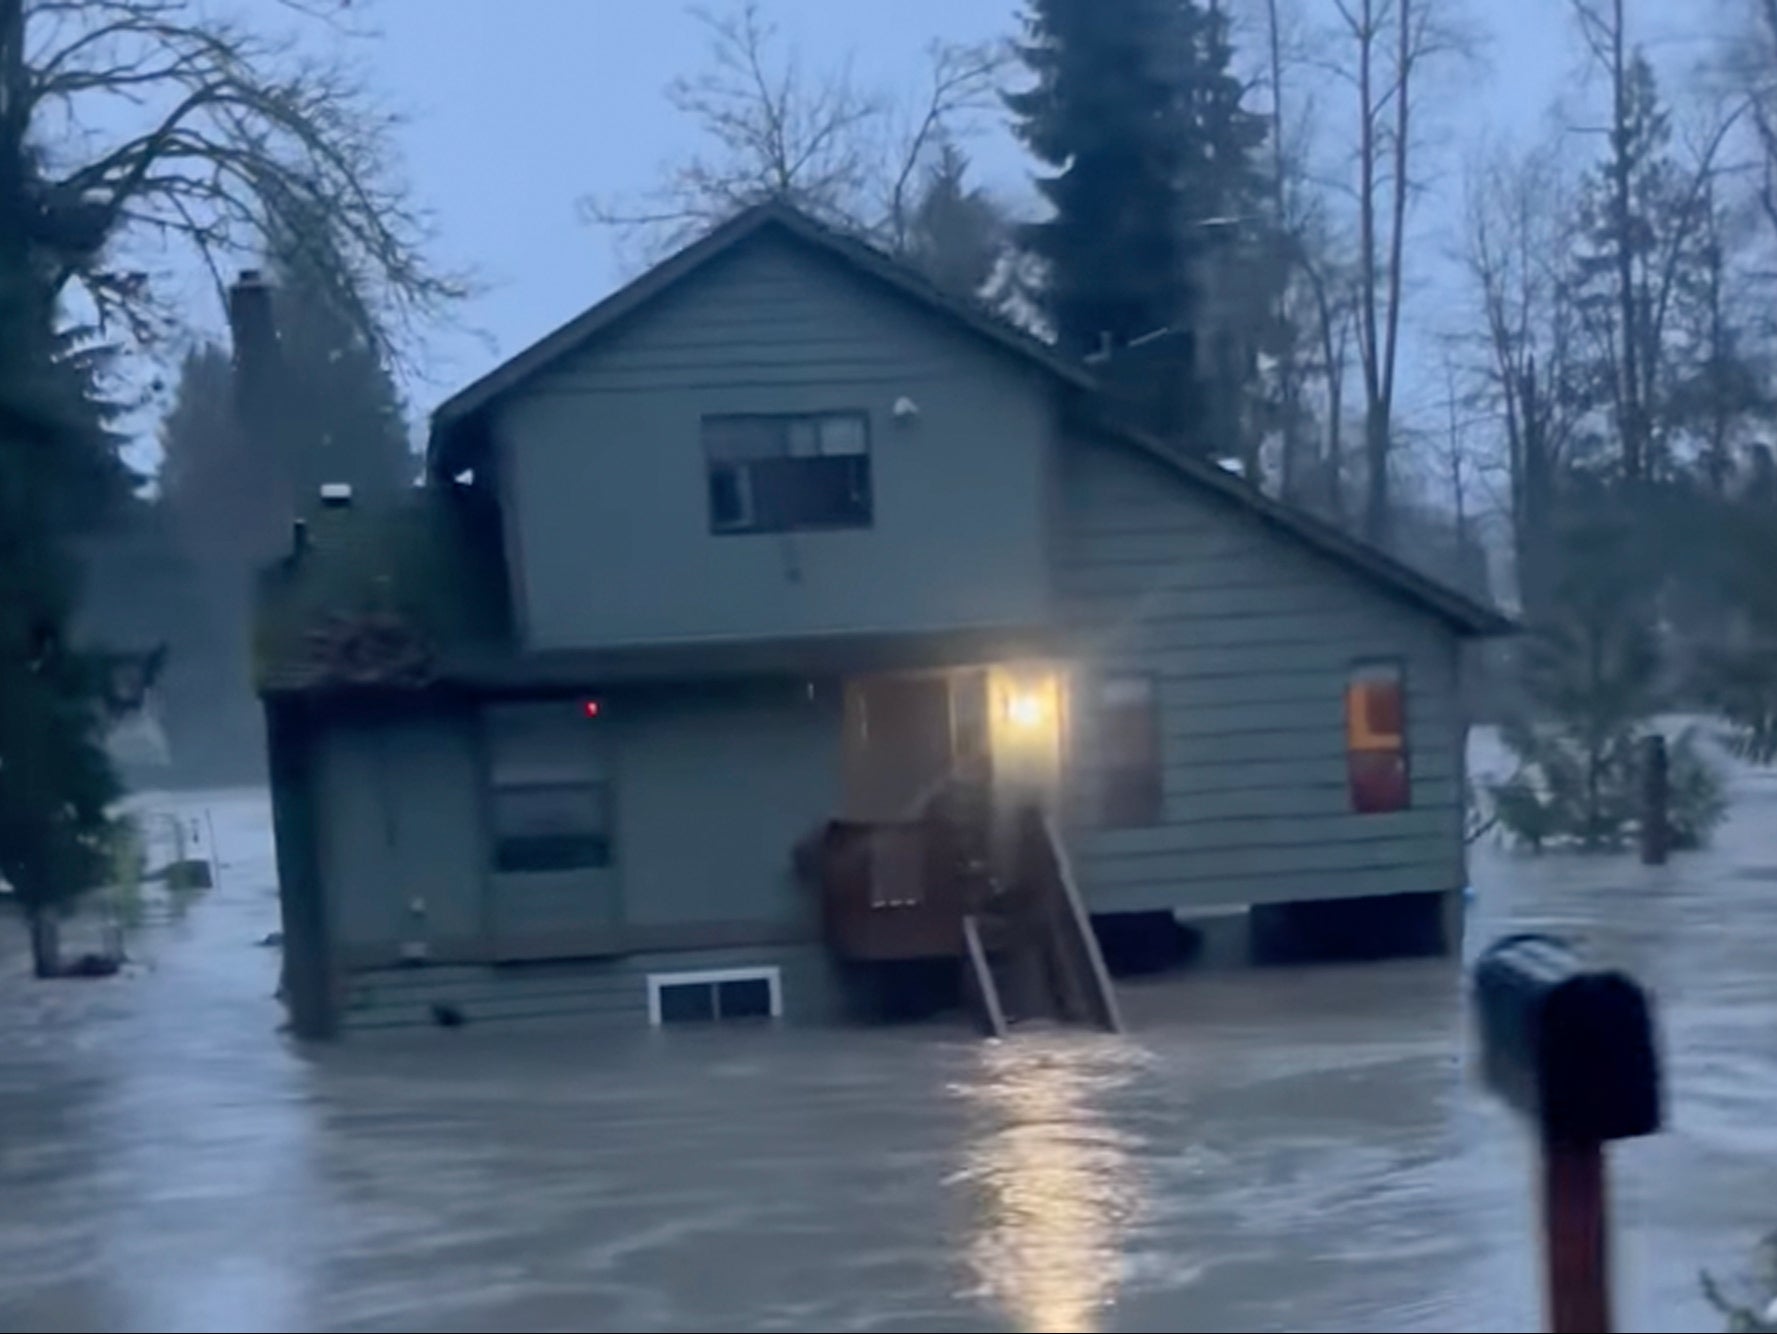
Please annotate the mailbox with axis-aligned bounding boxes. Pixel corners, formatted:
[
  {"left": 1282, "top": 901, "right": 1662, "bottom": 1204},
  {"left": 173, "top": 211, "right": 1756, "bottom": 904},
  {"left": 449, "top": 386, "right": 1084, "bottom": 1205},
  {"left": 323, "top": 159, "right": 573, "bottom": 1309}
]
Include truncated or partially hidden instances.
[{"left": 1474, "top": 934, "right": 1662, "bottom": 1145}]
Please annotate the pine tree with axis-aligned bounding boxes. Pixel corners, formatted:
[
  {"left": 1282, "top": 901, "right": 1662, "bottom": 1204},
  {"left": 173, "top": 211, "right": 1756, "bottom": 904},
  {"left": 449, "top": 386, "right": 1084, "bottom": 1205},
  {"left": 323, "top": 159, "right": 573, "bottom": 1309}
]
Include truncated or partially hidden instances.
[
  {"left": 1690, "top": 470, "right": 1777, "bottom": 765},
  {"left": 1492, "top": 494, "right": 1725, "bottom": 851},
  {"left": 1007, "top": 0, "right": 1269, "bottom": 360},
  {"left": 159, "top": 345, "right": 276, "bottom": 562},
  {"left": 0, "top": 275, "right": 133, "bottom": 975},
  {"left": 155, "top": 242, "right": 413, "bottom": 784},
  {"left": 1567, "top": 52, "right": 1715, "bottom": 485},
  {"left": 268, "top": 235, "right": 415, "bottom": 508},
  {"left": 903, "top": 144, "right": 1010, "bottom": 301},
  {"left": 159, "top": 247, "right": 412, "bottom": 558}
]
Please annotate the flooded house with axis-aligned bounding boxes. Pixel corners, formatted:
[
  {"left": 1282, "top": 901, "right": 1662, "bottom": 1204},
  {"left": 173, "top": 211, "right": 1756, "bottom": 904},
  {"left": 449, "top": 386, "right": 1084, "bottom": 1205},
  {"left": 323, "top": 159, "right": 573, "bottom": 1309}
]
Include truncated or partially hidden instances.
[{"left": 255, "top": 203, "right": 1512, "bottom": 1039}]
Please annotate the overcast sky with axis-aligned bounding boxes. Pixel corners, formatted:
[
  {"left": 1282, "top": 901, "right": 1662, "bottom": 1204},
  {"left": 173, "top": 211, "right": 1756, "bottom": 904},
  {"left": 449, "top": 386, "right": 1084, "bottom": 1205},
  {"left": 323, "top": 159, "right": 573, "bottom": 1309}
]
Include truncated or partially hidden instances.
[{"left": 240, "top": 0, "right": 1709, "bottom": 432}]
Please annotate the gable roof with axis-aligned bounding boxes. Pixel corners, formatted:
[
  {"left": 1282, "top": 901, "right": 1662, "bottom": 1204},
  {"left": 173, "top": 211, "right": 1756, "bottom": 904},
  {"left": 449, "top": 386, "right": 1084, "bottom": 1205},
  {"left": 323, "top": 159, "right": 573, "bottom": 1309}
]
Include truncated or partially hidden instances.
[
  {"left": 428, "top": 202, "right": 1091, "bottom": 459},
  {"left": 428, "top": 201, "right": 1513, "bottom": 639}
]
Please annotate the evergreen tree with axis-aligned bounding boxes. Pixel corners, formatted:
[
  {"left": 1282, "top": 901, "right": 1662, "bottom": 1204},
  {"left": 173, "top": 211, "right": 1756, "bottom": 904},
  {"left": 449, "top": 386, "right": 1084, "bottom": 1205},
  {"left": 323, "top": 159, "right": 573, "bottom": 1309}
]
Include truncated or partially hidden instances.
[
  {"left": 1688, "top": 471, "right": 1777, "bottom": 765},
  {"left": 1007, "top": 0, "right": 1269, "bottom": 361},
  {"left": 0, "top": 278, "right": 133, "bottom": 975},
  {"left": 903, "top": 144, "right": 1010, "bottom": 301},
  {"left": 158, "top": 345, "right": 275, "bottom": 561},
  {"left": 155, "top": 243, "right": 413, "bottom": 784},
  {"left": 1567, "top": 52, "right": 1716, "bottom": 484},
  {"left": 0, "top": 9, "right": 139, "bottom": 971},
  {"left": 1492, "top": 496, "right": 1725, "bottom": 851},
  {"left": 161, "top": 233, "right": 413, "bottom": 558},
  {"left": 268, "top": 235, "right": 415, "bottom": 507}
]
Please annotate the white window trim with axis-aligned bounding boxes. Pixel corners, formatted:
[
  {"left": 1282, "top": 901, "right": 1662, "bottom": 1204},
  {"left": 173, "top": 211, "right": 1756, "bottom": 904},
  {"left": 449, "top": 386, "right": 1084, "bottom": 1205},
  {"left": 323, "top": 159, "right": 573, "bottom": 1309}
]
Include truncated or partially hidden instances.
[{"left": 645, "top": 966, "right": 783, "bottom": 1026}]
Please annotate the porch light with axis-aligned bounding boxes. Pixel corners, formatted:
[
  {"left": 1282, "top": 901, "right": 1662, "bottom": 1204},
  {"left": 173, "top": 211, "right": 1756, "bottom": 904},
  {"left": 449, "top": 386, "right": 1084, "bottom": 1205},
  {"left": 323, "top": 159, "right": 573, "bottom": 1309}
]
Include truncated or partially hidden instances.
[
  {"left": 989, "top": 667, "right": 1065, "bottom": 803},
  {"left": 1004, "top": 686, "right": 1052, "bottom": 731}
]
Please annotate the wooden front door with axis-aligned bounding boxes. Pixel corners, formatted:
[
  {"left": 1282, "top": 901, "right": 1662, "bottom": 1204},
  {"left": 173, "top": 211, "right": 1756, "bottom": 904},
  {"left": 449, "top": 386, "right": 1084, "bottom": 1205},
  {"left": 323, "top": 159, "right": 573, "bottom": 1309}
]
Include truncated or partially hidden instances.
[
  {"left": 841, "top": 671, "right": 992, "bottom": 820},
  {"left": 844, "top": 674, "right": 953, "bottom": 821}
]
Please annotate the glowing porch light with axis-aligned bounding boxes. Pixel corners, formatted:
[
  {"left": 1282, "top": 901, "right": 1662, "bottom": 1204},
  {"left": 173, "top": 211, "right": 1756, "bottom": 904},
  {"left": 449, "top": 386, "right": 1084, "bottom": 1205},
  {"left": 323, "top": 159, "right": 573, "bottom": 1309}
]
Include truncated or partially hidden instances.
[{"left": 1004, "top": 687, "right": 1052, "bottom": 731}]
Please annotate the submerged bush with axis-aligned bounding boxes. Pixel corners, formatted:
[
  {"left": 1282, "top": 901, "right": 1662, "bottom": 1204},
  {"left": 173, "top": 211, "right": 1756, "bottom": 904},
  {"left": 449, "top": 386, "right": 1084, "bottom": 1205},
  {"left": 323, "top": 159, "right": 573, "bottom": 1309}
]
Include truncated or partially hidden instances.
[{"left": 1490, "top": 725, "right": 1726, "bottom": 852}]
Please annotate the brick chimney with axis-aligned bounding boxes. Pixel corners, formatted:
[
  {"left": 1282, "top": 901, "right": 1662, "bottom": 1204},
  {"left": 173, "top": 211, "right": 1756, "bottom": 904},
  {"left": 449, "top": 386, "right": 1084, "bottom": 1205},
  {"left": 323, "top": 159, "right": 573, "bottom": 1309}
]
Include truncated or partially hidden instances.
[{"left": 227, "top": 269, "right": 282, "bottom": 434}]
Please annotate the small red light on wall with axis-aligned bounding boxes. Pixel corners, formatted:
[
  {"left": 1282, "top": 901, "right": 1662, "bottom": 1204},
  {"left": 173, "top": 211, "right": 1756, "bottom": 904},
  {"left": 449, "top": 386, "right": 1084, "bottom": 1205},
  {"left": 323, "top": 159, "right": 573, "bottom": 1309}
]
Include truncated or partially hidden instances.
[{"left": 582, "top": 700, "right": 602, "bottom": 719}]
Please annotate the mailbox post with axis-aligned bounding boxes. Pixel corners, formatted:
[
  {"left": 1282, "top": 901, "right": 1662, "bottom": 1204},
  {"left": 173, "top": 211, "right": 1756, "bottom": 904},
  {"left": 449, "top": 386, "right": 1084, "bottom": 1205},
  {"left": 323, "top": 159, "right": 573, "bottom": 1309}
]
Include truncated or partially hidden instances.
[{"left": 1473, "top": 935, "right": 1662, "bottom": 1334}]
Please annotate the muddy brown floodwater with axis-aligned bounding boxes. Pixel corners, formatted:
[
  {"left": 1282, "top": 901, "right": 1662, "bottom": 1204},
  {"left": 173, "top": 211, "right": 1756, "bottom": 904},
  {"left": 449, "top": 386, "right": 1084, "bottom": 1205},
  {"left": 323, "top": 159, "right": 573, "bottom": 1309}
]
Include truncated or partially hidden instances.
[{"left": 3, "top": 740, "right": 1777, "bottom": 1333}]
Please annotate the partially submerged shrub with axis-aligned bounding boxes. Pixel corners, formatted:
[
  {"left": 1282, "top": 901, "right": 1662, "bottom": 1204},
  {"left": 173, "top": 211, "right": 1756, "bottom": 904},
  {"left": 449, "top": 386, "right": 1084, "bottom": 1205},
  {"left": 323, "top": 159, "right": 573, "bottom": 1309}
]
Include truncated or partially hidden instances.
[{"left": 1489, "top": 725, "right": 1726, "bottom": 853}]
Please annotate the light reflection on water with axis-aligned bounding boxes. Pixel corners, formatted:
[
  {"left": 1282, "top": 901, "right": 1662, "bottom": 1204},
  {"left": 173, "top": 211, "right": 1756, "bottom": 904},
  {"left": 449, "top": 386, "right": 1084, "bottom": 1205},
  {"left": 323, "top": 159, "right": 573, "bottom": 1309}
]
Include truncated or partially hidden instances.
[{"left": 953, "top": 1037, "right": 1148, "bottom": 1333}]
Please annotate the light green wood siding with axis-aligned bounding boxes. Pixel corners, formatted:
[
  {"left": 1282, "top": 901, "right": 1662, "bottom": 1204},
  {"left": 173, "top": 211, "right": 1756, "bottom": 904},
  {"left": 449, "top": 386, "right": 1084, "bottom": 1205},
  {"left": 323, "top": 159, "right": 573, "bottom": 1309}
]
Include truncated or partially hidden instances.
[
  {"left": 314, "top": 711, "right": 488, "bottom": 961},
  {"left": 341, "top": 943, "right": 841, "bottom": 1032},
  {"left": 493, "top": 232, "right": 1054, "bottom": 651},
  {"left": 611, "top": 682, "right": 840, "bottom": 931},
  {"left": 481, "top": 699, "right": 621, "bottom": 955},
  {"left": 316, "top": 685, "right": 841, "bottom": 970},
  {"left": 1057, "top": 436, "right": 1468, "bottom": 913}
]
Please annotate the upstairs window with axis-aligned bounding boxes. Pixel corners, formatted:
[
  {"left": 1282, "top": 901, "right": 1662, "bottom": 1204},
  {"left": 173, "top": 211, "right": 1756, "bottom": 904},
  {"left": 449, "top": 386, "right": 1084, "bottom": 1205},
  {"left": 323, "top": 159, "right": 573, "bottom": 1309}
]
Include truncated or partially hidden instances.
[
  {"left": 1097, "top": 675, "right": 1163, "bottom": 827},
  {"left": 703, "top": 412, "right": 872, "bottom": 534},
  {"left": 1346, "top": 661, "right": 1409, "bottom": 814}
]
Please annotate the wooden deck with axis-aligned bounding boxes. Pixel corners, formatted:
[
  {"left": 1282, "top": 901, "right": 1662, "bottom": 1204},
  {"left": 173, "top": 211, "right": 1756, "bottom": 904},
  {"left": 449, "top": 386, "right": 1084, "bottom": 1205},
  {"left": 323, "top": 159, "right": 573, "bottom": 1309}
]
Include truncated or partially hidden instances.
[
  {"left": 801, "top": 804, "right": 1120, "bottom": 1035},
  {"left": 800, "top": 817, "right": 995, "bottom": 961}
]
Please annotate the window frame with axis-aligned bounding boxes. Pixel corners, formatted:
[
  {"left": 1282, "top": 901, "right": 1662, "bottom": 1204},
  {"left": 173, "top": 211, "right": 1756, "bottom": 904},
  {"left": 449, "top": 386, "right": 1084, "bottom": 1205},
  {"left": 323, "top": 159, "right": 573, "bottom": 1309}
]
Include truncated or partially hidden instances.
[
  {"left": 482, "top": 701, "right": 616, "bottom": 875},
  {"left": 1345, "top": 657, "right": 1411, "bottom": 815},
  {"left": 646, "top": 966, "right": 784, "bottom": 1026},
  {"left": 1094, "top": 672, "right": 1165, "bottom": 829},
  {"left": 702, "top": 410, "right": 874, "bottom": 536}
]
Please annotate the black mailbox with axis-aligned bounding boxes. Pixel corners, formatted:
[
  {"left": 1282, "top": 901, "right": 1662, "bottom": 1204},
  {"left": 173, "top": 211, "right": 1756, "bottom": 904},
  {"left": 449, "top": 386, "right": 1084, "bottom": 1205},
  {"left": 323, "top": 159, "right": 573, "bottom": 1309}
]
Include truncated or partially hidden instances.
[{"left": 1474, "top": 934, "right": 1662, "bottom": 1145}]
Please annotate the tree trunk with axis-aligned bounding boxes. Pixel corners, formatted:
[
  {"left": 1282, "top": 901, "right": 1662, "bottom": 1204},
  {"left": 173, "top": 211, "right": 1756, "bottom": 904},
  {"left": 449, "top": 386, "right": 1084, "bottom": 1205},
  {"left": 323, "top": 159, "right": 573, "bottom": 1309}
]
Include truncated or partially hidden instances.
[
  {"left": 1607, "top": 0, "right": 1645, "bottom": 483},
  {"left": 1265, "top": 0, "right": 1304, "bottom": 502},
  {"left": 1375, "top": 0, "right": 1413, "bottom": 529},
  {"left": 1278, "top": 367, "right": 1304, "bottom": 502},
  {"left": 29, "top": 910, "right": 61, "bottom": 979},
  {"left": 1519, "top": 365, "right": 1555, "bottom": 624},
  {"left": 1307, "top": 259, "right": 1348, "bottom": 523},
  {"left": 1585, "top": 627, "right": 1606, "bottom": 847},
  {"left": 1355, "top": 0, "right": 1385, "bottom": 538},
  {"left": 1364, "top": 402, "right": 1391, "bottom": 548}
]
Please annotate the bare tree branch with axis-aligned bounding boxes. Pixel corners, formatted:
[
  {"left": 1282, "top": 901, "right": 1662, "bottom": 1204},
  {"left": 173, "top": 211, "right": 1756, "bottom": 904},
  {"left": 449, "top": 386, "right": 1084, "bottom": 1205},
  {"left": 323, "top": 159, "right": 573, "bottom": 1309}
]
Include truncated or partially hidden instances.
[
  {"left": 883, "top": 39, "right": 1006, "bottom": 252},
  {"left": 582, "top": 0, "right": 1007, "bottom": 269},
  {"left": 5, "top": 0, "right": 463, "bottom": 375}
]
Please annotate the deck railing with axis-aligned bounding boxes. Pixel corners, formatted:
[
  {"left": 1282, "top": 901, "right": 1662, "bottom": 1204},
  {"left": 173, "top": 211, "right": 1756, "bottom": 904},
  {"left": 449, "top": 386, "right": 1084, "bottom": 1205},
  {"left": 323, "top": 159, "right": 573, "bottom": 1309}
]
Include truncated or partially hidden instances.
[{"left": 797, "top": 811, "right": 996, "bottom": 961}]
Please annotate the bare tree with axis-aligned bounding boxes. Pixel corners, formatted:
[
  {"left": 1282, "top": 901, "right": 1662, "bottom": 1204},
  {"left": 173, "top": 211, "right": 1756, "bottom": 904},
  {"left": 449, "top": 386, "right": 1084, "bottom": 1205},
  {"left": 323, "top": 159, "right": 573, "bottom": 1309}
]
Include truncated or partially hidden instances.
[
  {"left": 1, "top": 0, "right": 460, "bottom": 364},
  {"left": 1731, "top": 0, "right": 1777, "bottom": 239},
  {"left": 1302, "top": 239, "right": 1359, "bottom": 520},
  {"left": 1322, "top": 0, "right": 1472, "bottom": 547},
  {"left": 583, "top": 0, "right": 1007, "bottom": 273},
  {"left": 1461, "top": 141, "right": 1581, "bottom": 616},
  {"left": 1241, "top": 0, "right": 1359, "bottom": 514},
  {"left": 1428, "top": 354, "right": 1474, "bottom": 550},
  {"left": 881, "top": 41, "right": 1008, "bottom": 256}
]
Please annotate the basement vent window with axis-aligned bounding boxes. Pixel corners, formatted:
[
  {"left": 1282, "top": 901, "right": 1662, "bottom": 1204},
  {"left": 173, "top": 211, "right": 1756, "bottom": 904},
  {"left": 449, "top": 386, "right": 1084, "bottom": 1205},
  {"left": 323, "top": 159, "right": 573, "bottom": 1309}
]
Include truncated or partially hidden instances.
[{"left": 646, "top": 967, "right": 783, "bottom": 1026}]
